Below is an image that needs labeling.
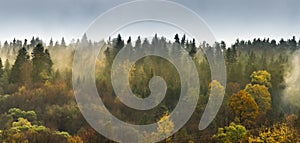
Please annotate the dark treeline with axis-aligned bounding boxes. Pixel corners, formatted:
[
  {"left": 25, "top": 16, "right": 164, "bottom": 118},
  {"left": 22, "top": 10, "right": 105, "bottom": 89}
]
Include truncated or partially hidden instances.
[{"left": 0, "top": 34, "right": 299, "bottom": 142}]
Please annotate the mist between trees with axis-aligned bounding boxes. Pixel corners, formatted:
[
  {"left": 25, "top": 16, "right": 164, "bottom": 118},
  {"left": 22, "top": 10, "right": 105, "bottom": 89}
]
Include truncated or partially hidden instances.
[{"left": 0, "top": 34, "right": 299, "bottom": 142}]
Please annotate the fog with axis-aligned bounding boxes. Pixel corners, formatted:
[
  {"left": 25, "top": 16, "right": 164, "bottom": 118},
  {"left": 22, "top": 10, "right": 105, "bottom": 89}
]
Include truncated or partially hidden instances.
[{"left": 283, "top": 50, "right": 300, "bottom": 114}]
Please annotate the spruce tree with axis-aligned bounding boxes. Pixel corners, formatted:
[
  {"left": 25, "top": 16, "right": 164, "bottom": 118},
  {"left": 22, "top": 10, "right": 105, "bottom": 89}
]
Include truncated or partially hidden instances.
[
  {"left": 181, "top": 34, "right": 186, "bottom": 47},
  {"left": 10, "top": 47, "right": 30, "bottom": 83},
  {"left": 174, "top": 34, "right": 180, "bottom": 44},
  {"left": 32, "top": 43, "right": 53, "bottom": 82},
  {"left": 0, "top": 58, "right": 3, "bottom": 78},
  {"left": 61, "top": 37, "right": 66, "bottom": 47},
  {"left": 49, "top": 38, "right": 53, "bottom": 47},
  {"left": 135, "top": 36, "right": 142, "bottom": 49},
  {"left": 189, "top": 39, "right": 197, "bottom": 56}
]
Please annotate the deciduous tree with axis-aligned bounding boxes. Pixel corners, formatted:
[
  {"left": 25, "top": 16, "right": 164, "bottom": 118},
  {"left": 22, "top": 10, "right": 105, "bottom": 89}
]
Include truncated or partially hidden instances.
[
  {"left": 213, "top": 122, "right": 248, "bottom": 143},
  {"left": 250, "top": 70, "right": 272, "bottom": 88},
  {"left": 228, "top": 90, "right": 259, "bottom": 127},
  {"left": 245, "top": 84, "right": 271, "bottom": 116}
]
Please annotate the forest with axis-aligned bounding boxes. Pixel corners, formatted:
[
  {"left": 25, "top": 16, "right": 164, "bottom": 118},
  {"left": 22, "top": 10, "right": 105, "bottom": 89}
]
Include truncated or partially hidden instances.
[{"left": 0, "top": 34, "right": 299, "bottom": 143}]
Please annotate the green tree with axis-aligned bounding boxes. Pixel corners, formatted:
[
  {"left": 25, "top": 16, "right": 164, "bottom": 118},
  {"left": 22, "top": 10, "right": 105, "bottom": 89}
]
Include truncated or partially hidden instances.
[
  {"left": 189, "top": 39, "right": 197, "bottom": 56},
  {"left": 61, "top": 37, "right": 66, "bottom": 47},
  {"left": 213, "top": 122, "right": 248, "bottom": 143},
  {"left": 0, "top": 58, "right": 3, "bottom": 78},
  {"left": 0, "top": 108, "right": 38, "bottom": 130},
  {"left": 174, "top": 34, "right": 180, "bottom": 44},
  {"left": 135, "top": 36, "right": 142, "bottom": 49},
  {"left": 49, "top": 38, "right": 54, "bottom": 47},
  {"left": 245, "top": 52, "right": 257, "bottom": 80},
  {"left": 9, "top": 47, "right": 30, "bottom": 84},
  {"left": 4, "top": 59, "right": 10, "bottom": 73},
  {"left": 1, "top": 59, "right": 10, "bottom": 93},
  {"left": 115, "top": 34, "right": 124, "bottom": 49},
  {"left": 7, "top": 108, "right": 37, "bottom": 123},
  {"left": 32, "top": 43, "right": 53, "bottom": 83},
  {"left": 181, "top": 34, "right": 186, "bottom": 47},
  {"left": 225, "top": 47, "right": 237, "bottom": 64},
  {"left": 45, "top": 102, "right": 83, "bottom": 134},
  {"left": 2, "top": 117, "right": 82, "bottom": 143}
]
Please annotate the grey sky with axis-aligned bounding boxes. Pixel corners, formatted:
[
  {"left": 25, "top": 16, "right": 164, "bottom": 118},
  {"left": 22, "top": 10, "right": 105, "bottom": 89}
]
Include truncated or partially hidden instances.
[{"left": 0, "top": 0, "right": 299, "bottom": 45}]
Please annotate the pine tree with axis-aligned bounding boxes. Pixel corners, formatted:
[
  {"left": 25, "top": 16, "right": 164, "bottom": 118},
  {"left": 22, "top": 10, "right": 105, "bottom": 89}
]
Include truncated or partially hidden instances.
[
  {"left": 4, "top": 59, "right": 10, "bottom": 72},
  {"left": 226, "top": 47, "right": 237, "bottom": 64},
  {"left": 127, "top": 36, "right": 131, "bottom": 44},
  {"left": 32, "top": 43, "right": 53, "bottom": 83},
  {"left": 49, "top": 38, "right": 54, "bottom": 47},
  {"left": 151, "top": 34, "right": 159, "bottom": 49},
  {"left": 23, "top": 39, "right": 28, "bottom": 48},
  {"left": 135, "top": 36, "right": 142, "bottom": 49},
  {"left": 9, "top": 47, "right": 30, "bottom": 83},
  {"left": 181, "top": 34, "right": 186, "bottom": 47},
  {"left": 30, "top": 36, "right": 36, "bottom": 47},
  {"left": 81, "top": 33, "right": 88, "bottom": 44},
  {"left": 220, "top": 41, "right": 226, "bottom": 51},
  {"left": 189, "top": 39, "right": 197, "bottom": 56},
  {"left": 0, "top": 58, "right": 3, "bottom": 78},
  {"left": 174, "top": 34, "right": 180, "bottom": 44},
  {"left": 61, "top": 37, "right": 66, "bottom": 47},
  {"left": 54, "top": 41, "right": 59, "bottom": 47},
  {"left": 115, "top": 34, "right": 124, "bottom": 49}
]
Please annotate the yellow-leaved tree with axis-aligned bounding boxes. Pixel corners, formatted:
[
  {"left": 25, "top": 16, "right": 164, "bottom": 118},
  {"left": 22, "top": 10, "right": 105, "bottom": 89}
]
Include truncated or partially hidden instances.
[
  {"left": 245, "top": 70, "right": 272, "bottom": 124},
  {"left": 157, "top": 112, "right": 174, "bottom": 143},
  {"left": 228, "top": 90, "right": 259, "bottom": 128},
  {"left": 248, "top": 122, "right": 299, "bottom": 143},
  {"left": 250, "top": 70, "right": 272, "bottom": 88},
  {"left": 245, "top": 84, "right": 271, "bottom": 115}
]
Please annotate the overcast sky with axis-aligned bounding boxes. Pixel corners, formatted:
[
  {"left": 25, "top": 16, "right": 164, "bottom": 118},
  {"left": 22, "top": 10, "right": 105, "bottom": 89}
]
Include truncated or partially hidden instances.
[{"left": 0, "top": 0, "right": 299, "bottom": 45}]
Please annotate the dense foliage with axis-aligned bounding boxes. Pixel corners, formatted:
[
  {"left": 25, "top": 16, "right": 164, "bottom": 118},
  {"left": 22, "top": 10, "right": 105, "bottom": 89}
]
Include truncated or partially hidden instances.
[{"left": 0, "top": 34, "right": 299, "bottom": 142}]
